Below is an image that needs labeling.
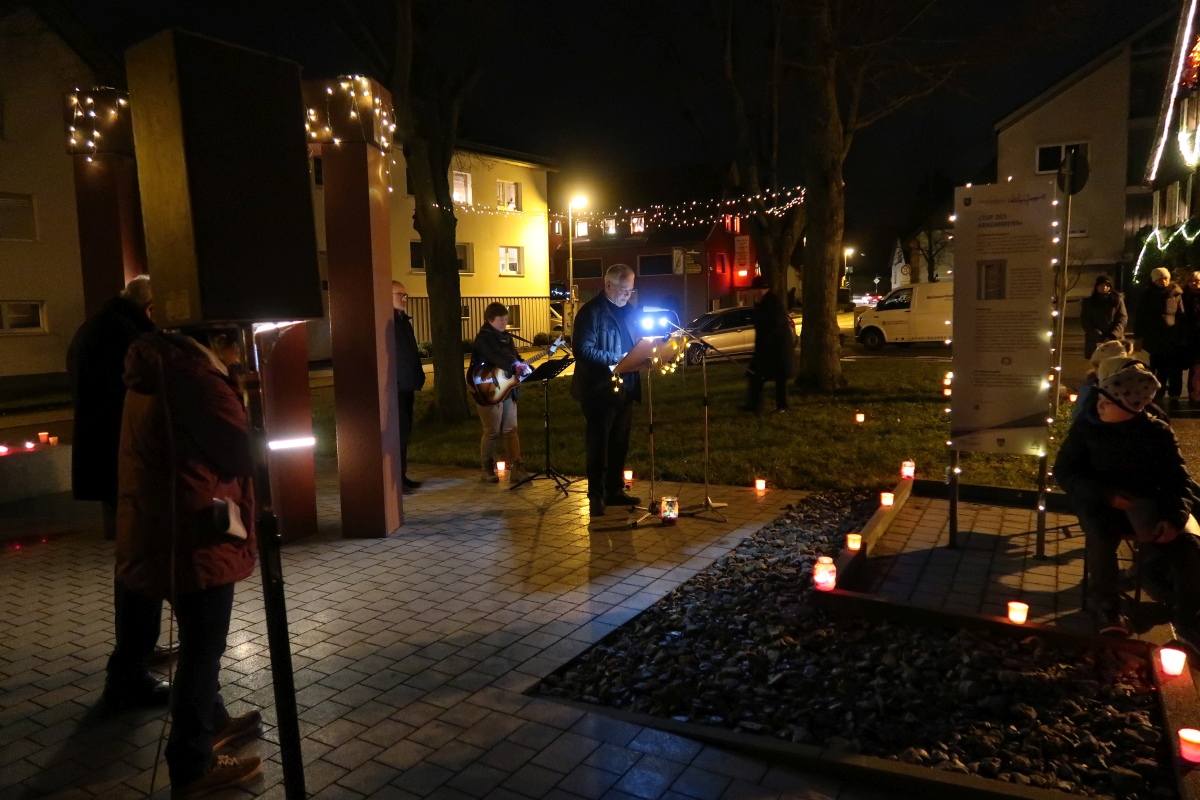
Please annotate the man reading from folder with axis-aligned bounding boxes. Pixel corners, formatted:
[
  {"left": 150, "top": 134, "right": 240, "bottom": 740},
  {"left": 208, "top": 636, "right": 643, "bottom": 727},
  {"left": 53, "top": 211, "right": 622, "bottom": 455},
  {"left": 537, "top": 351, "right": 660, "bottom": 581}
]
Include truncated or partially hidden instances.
[{"left": 572, "top": 264, "right": 641, "bottom": 518}]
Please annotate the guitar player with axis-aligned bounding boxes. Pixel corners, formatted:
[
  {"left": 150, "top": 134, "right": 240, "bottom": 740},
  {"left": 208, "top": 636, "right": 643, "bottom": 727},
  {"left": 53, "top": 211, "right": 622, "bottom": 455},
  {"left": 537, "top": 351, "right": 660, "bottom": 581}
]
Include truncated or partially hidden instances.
[{"left": 469, "top": 303, "right": 532, "bottom": 483}]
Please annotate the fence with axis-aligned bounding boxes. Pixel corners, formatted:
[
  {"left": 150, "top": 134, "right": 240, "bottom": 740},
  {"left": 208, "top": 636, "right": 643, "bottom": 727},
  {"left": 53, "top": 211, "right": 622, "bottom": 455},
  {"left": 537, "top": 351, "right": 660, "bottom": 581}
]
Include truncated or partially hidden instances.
[{"left": 406, "top": 295, "right": 552, "bottom": 345}]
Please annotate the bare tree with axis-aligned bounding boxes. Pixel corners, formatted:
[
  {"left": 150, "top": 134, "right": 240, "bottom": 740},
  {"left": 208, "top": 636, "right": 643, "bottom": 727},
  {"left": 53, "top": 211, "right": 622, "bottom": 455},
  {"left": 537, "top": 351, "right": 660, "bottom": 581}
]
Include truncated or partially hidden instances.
[{"left": 330, "top": 0, "right": 485, "bottom": 422}]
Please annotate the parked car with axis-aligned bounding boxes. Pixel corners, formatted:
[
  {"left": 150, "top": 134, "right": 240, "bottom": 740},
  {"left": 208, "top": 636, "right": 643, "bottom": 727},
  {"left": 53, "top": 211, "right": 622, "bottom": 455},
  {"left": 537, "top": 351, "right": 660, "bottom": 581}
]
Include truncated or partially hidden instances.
[
  {"left": 854, "top": 282, "right": 953, "bottom": 350},
  {"left": 679, "top": 306, "right": 802, "bottom": 365}
]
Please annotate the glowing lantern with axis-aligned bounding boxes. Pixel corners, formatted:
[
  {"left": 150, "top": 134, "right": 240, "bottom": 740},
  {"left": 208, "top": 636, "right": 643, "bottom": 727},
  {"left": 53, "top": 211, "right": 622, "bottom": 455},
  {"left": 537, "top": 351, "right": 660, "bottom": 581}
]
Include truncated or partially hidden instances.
[
  {"left": 623, "top": 469, "right": 633, "bottom": 483},
  {"left": 37, "top": 432, "right": 49, "bottom": 444},
  {"left": 1007, "top": 601, "right": 1029, "bottom": 624},
  {"left": 846, "top": 533, "right": 862, "bottom": 551},
  {"left": 1161, "top": 648, "right": 1188, "bottom": 676},
  {"left": 754, "top": 478, "right": 767, "bottom": 491},
  {"left": 1180, "top": 729, "right": 1200, "bottom": 762},
  {"left": 1069, "top": 393, "right": 1078, "bottom": 403},
  {"left": 900, "top": 460, "right": 916, "bottom": 480},
  {"left": 495, "top": 460, "right": 506, "bottom": 473},
  {"left": 880, "top": 492, "right": 894, "bottom": 507},
  {"left": 660, "top": 496, "right": 679, "bottom": 524},
  {"left": 854, "top": 413, "right": 865, "bottom": 423},
  {"left": 813, "top": 556, "right": 837, "bottom": 591},
  {"left": 48, "top": 436, "right": 59, "bottom": 446}
]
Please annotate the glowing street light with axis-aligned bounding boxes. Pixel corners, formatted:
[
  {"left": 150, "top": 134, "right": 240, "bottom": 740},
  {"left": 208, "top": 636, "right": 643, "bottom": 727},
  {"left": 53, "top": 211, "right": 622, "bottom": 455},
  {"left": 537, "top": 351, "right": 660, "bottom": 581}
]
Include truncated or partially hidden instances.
[{"left": 842, "top": 247, "right": 855, "bottom": 288}]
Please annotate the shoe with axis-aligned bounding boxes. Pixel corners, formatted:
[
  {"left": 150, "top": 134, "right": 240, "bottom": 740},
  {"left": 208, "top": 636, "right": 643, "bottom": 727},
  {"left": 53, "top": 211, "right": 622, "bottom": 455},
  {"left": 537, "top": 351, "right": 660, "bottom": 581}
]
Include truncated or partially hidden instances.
[
  {"left": 104, "top": 674, "right": 170, "bottom": 710},
  {"left": 772, "top": 407, "right": 788, "bottom": 414},
  {"left": 508, "top": 462, "right": 532, "bottom": 484},
  {"left": 1096, "top": 607, "right": 1130, "bottom": 638},
  {"left": 212, "top": 710, "right": 262, "bottom": 752},
  {"left": 481, "top": 470, "right": 499, "bottom": 484},
  {"left": 172, "top": 755, "right": 262, "bottom": 799},
  {"left": 402, "top": 476, "right": 422, "bottom": 490},
  {"left": 145, "top": 643, "right": 179, "bottom": 666},
  {"left": 605, "top": 491, "right": 640, "bottom": 506},
  {"left": 589, "top": 500, "right": 606, "bottom": 517}
]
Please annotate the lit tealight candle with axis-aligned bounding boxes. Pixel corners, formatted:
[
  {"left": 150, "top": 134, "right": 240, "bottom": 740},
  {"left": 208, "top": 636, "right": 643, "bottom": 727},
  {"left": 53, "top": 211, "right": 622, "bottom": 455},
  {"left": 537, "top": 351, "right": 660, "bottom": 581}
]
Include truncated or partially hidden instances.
[
  {"left": 854, "top": 413, "right": 865, "bottom": 423},
  {"left": 880, "top": 492, "right": 894, "bottom": 507},
  {"left": 1007, "top": 601, "right": 1029, "bottom": 624},
  {"left": 495, "top": 460, "right": 506, "bottom": 472},
  {"left": 1180, "top": 729, "right": 1200, "bottom": 762},
  {"left": 754, "top": 478, "right": 767, "bottom": 491},
  {"left": 37, "top": 432, "right": 49, "bottom": 444},
  {"left": 1161, "top": 648, "right": 1188, "bottom": 677},
  {"left": 846, "top": 532, "right": 862, "bottom": 551},
  {"left": 900, "top": 460, "right": 916, "bottom": 480},
  {"left": 48, "top": 436, "right": 58, "bottom": 446},
  {"left": 623, "top": 469, "right": 633, "bottom": 483},
  {"left": 1069, "top": 393, "right": 1078, "bottom": 403}
]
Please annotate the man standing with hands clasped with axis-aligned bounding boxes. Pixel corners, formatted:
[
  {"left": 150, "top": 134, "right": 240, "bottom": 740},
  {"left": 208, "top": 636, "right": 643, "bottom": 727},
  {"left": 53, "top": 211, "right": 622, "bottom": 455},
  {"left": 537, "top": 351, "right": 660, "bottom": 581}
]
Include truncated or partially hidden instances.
[
  {"left": 393, "top": 281, "right": 426, "bottom": 491},
  {"left": 572, "top": 264, "right": 641, "bottom": 518}
]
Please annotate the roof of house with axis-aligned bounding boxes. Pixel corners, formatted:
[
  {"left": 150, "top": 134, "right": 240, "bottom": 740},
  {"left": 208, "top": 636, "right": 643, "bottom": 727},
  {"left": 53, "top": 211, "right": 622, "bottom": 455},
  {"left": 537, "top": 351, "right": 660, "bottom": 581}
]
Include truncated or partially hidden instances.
[
  {"left": 455, "top": 140, "right": 557, "bottom": 171},
  {"left": 994, "top": 11, "right": 1176, "bottom": 134},
  {"left": 1, "top": 1, "right": 124, "bottom": 84}
]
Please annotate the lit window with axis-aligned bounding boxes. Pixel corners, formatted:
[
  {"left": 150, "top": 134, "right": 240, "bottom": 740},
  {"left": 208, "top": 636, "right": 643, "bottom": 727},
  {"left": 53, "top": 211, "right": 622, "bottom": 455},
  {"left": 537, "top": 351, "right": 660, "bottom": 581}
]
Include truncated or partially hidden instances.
[
  {"left": 553, "top": 220, "right": 562, "bottom": 235},
  {"left": 631, "top": 216, "right": 645, "bottom": 234},
  {"left": 499, "top": 246, "right": 522, "bottom": 276},
  {"left": 0, "top": 193, "right": 36, "bottom": 241},
  {"left": 451, "top": 171, "right": 472, "bottom": 204},
  {"left": 603, "top": 218, "right": 616, "bottom": 235},
  {"left": 496, "top": 181, "right": 520, "bottom": 210},
  {"left": 575, "top": 220, "right": 588, "bottom": 237},
  {"left": 0, "top": 300, "right": 45, "bottom": 332}
]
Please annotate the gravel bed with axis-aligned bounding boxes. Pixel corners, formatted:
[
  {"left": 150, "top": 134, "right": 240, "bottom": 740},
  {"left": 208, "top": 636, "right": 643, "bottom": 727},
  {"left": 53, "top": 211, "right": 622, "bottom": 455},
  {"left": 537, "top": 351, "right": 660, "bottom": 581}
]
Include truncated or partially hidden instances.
[{"left": 543, "top": 491, "right": 1176, "bottom": 799}]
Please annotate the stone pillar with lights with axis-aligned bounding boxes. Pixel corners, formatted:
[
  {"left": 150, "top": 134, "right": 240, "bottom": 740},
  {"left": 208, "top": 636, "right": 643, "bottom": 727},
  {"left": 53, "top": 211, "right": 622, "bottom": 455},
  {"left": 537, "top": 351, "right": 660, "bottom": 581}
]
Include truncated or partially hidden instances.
[
  {"left": 303, "top": 76, "right": 403, "bottom": 538},
  {"left": 64, "top": 88, "right": 147, "bottom": 316}
]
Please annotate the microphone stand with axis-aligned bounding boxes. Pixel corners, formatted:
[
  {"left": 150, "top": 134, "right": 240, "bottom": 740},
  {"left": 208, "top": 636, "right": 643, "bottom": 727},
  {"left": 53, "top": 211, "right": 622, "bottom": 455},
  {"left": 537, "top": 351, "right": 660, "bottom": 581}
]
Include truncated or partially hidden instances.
[{"left": 660, "top": 321, "right": 735, "bottom": 521}]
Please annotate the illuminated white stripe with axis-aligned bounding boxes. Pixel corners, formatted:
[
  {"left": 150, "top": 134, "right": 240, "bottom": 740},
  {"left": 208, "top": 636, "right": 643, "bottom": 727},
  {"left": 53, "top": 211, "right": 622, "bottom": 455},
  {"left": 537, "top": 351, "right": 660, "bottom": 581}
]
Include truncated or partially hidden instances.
[
  {"left": 1150, "top": 0, "right": 1199, "bottom": 182},
  {"left": 268, "top": 437, "right": 316, "bottom": 451}
]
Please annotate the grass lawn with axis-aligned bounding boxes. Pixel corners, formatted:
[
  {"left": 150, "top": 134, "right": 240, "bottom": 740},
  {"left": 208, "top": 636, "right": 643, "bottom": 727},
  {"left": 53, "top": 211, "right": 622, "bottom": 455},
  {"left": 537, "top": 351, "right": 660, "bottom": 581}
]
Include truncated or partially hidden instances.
[{"left": 311, "top": 359, "right": 1067, "bottom": 492}]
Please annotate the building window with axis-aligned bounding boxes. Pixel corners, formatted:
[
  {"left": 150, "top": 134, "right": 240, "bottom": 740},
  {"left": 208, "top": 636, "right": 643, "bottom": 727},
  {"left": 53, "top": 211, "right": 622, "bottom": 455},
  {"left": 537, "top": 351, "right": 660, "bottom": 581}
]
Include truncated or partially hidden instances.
[
  {"left": 638, "top": 254, "right": 673, "bottom": 276},
  {"left": 311, "top": 156, "right": 323, "bottom": 187},
  {"left": 0, "top": 300, "right": 45, "bottom": 332},
  {"left": 409, "top": 241, "right": 473, "bottom": 274},
  {"left": 1035, "top": 142, "right": 1088, "bottom": 175},
  {"left": 575, "top": 220, "right": 588, "bottom": 238},
  {"left": 574, "top": 258, "right": 603, "bottom": 279},
  {"left": 505, "top": 304, "right": 522, "bottom": 330},
  {"left": 461, "top": 303, "right": 470, "bottom": 319},
  {"left": 603, "top": 218, "right": 616, "bottom": 235},
  {"left": 496, "top": 181, "right": 521, "bottom": 210},
  {"left": 452, "top": 171, "right": 472, "bottom": 204},
  {"left": 715, "top": 253, "right": 728, "bottom": 274},
  {"left": 499, "top": 246, "right": 522, "bottom": 276},
  {"left": 0, "top": 193, "right": 36, "bottom": 241},
  {"left": 630, "top": 216, "right": 645, "bottom": 234},
  {"left": 553, "top": 220, "right": 562, "bottom": 235}
]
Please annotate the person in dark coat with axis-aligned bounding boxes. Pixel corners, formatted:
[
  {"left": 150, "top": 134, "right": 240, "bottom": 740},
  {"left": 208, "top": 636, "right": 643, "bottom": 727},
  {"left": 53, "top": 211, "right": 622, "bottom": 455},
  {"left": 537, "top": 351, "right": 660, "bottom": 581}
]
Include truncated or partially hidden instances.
[
  {"left": 1135, "top": 267, "right": 1185, "bottom": 407},
  {"left": 67, "top": 276, "right": 172, "bottom": 709},
  {"left": 571, "top": 264, "right": 641, "bottom": 517},
  {"left": 1054, "top": 357, "right": 1200, "bottom": 639},
  {"left": 743, "top": 289, "right": 797, "bottom": 413},
  {"left": 117, "top": 328, "right": 263, "bottom": 797},
  {"left": 1183, "top": 271, "right": 1200, "bottom": 405},
  {"left": 392, "top": 281, "right": 426, "bottom": 490},
  {"left": 468, "top": 303, "right": 531, "bottom": 483},
  {"left": 1079, "top": 275, "right": 1127, "bottom": 359}
]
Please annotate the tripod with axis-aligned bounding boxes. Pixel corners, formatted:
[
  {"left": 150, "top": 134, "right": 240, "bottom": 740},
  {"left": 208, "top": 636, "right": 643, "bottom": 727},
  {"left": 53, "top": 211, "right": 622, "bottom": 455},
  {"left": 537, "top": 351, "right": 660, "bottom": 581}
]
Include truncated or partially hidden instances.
[{"left": 510, "top": 357, "right": 576, "bottom": 494}]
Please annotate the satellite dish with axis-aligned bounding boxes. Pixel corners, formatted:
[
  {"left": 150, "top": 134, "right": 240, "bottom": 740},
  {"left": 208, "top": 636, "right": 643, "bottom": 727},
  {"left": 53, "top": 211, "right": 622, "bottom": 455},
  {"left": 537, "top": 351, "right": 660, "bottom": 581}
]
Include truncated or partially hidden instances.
[{"left": 1056, "top": 149, "right": 1089, "bottom": 196}]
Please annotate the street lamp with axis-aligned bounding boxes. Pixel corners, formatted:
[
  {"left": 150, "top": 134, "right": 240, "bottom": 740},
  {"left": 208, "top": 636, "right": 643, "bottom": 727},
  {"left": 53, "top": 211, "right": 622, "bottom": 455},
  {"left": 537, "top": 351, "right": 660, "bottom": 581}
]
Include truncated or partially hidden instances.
[
  {"left": 842, "top": 247, "right": 854, "bottom": 289},
  {"left": 567, "top": 195, "right": 587, "bottom": 337}
]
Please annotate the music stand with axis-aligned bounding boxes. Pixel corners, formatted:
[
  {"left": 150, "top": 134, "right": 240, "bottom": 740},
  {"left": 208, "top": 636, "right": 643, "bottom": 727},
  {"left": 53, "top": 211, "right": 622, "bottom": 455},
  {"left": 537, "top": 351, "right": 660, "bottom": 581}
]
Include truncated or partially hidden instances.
[
  {"left": 612, "top": 337, "right": 669, "bottom": 528},
  {"left": 510, "top": 356, "right": 576, "bottom": 494}
]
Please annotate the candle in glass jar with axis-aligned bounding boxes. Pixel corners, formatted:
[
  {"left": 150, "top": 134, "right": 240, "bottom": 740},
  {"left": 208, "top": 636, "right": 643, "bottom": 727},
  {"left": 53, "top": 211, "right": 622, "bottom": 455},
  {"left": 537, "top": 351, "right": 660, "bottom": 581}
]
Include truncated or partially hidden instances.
[
  {"left": 754, "top": 479, "right": 766, "bottom": 491},
  {"left": 846, "top": 533, "right": 862, "bottom": 551},
  {"left": 495, "top": 460, "right": 506, "bottom": 472},
  {"left": 1007, "top": 601, "right": 1029, "bottom": 624},
  {"left": 813, "top": 556, "right": 836, "bottom": 591},
  {"left": 48, "top": 436, "right": 58, "bottom": 446},
  {"left": 880, "top": 492, "right": 894, "bottom": 507},
  {"left": 623, "top": 469, "right": 633, "bottom": 483},
  {"left": 1161, "top": 648, "right": 1188, "bottom": 677},
  {"left": 1180, "top": 729, "right": 1200, "bottom": 762},
  {"left": 37, "top": 432, "right": 49, "bottom": 444},
  {"left": 900, "top": 460, "right": 916, "bottom": 480},
  {"left": 854, "top": 413, "right": 865, "bottom": 423}
]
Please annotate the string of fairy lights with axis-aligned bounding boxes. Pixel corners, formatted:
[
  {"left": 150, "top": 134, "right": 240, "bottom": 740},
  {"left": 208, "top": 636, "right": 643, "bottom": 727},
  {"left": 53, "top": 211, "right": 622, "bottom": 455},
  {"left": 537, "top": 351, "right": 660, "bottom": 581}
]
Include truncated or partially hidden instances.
[
  {"left": 66, "top": 89, "right": 128, "bottom": 162},
  {"left": 552, "top": 188, "right": 805, "bottom": 233}
]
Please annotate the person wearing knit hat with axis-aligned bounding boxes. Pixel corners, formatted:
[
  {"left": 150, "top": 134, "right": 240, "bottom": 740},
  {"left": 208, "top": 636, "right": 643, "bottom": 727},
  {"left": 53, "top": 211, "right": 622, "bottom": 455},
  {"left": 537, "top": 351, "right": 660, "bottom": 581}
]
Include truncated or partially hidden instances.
[
  {"left": 1183, "top": 271, "right": 1200, "bottom": 405},
  {"left": 1080, "top": 274, "right": 1127, "bottom": 360},
  {"left": 1134, "top": 267, "right": 1185, "bottom": 408},
  {"left": 1055, "top": 357, "right": 1200, "bottom": 638},
  {"left": 1070, "top": 340, "right": 1133, "bottom": 420}
]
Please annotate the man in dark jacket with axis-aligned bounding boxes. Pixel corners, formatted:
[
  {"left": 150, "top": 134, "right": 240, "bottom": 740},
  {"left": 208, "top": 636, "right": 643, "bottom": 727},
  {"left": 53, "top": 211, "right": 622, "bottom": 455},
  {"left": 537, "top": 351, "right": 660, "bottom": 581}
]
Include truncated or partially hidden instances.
[
  {"left": 118, "top": 328, "right": 263, "bottom": 797},
  {"left": 1054, "top": 357, "right": 1200, "bottom": 638},
  {"left": 67, "top": 276, "right": 171, "bottom": 709},
  {"left": 1135, "top": 267, "right": 1185, "bottom": 407},
  {"left": 468, "top": 303, "right": 531, "bottom": 482},
  {"left": 572, "top": 264, "right": 641, "bottom": 517},
  {"left": 744, "top": 289, "right": 796, "bottom": 413},
  {"left": 1079, "top": 275, "right": 1127, "bottom": 359},
  {"left": 392, "top": 281, "right": 426, "bottom": 490}
]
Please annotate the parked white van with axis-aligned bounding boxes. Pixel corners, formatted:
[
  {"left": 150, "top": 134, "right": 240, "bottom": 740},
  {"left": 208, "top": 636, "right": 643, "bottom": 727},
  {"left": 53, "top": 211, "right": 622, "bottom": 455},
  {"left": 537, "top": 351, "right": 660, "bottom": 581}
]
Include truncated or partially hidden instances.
[{"left": 854, "top": 282, "right": 953, "bottom": 350}]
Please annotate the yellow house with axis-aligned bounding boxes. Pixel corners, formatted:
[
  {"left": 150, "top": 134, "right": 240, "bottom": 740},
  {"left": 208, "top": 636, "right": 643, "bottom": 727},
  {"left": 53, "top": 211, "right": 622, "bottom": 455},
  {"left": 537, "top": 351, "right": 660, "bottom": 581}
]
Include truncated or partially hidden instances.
[{"left": 309, "top": 143, "right": 553, "bottom": 357}]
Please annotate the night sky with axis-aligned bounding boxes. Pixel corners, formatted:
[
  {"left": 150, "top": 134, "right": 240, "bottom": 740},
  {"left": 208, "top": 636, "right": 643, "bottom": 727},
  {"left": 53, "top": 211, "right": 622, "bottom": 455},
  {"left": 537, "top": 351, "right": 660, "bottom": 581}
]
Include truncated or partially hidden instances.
[{"left": 65, "top": 0, "right": 1178, "bottom": 285}]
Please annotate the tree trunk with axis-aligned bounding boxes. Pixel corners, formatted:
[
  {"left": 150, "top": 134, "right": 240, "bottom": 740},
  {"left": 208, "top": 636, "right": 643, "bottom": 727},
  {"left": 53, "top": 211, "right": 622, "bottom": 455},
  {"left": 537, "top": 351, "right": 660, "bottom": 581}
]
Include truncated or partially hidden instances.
[{"left": 796, "top": 17, "right": 845, "bottom": 392}]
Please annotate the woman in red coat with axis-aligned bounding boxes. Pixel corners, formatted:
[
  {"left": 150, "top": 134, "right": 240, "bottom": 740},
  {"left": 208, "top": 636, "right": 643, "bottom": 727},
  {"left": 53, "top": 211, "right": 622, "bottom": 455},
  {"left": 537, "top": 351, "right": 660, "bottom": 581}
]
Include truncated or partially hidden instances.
[{"left": 116, "top": 328, "right": 262, "bottom": 797}]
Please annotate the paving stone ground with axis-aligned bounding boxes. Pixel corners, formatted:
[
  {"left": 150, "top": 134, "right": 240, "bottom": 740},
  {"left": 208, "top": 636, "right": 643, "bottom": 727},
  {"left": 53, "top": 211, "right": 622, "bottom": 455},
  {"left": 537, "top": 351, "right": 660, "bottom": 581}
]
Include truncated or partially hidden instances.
[{"left": 0, "top": 460, "right": 902, "bottom": 800}]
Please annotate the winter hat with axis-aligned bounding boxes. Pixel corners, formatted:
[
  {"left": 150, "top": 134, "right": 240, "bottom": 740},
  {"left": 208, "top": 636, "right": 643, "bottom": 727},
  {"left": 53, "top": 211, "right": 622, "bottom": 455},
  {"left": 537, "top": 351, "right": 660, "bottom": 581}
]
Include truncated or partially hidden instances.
[
  {"left": 1097, "top": 357, "right": 1160, "bottom": 414},
  {"left": 1091, "top": 339, "right": 1130, "bottom": 367},
  {"left": 1094, "top": 275, "right": 1113, "bottom": 290},
  {"left": 1151, "top": 267, "right": 1171, "bottom": 283}
]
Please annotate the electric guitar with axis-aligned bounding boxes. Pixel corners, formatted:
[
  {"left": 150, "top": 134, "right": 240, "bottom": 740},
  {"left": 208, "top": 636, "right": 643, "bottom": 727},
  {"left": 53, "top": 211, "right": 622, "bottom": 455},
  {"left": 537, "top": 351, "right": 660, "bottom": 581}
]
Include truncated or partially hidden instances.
[{"left": 466, "top": 336, "right": 565, "bottom": 406}]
